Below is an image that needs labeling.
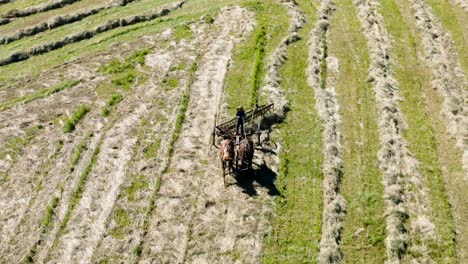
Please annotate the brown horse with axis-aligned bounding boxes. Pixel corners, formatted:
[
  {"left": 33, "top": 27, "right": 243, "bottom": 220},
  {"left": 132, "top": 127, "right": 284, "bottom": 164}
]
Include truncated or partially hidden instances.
[
  {"left": 239, "top": 137, "right": 254, "bottom": 170},
  {"left": 220, "top": 137, "right": 234, "bottom": 185}
]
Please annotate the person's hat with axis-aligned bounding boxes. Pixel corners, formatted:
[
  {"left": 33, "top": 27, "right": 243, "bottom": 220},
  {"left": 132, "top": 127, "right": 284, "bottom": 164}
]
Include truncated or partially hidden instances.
[{"left": 237, "top": 105, "right": 241, "bottom": 110}]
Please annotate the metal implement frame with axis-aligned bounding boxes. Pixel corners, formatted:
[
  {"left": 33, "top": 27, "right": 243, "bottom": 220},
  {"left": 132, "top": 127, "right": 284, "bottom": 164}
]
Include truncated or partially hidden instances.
[{"left": 213, "top": 103, "right": 274, "bottom": 140}]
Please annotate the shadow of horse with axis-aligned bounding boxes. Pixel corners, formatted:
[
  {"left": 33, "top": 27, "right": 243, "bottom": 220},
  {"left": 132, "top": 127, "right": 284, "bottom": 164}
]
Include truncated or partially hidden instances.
[{"left": 232, "top": 162, "right": 280, "bottom": 197}]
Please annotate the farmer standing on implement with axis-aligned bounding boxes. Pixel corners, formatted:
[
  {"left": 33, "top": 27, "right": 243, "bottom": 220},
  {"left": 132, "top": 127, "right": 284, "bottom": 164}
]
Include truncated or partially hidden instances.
[{"left": 236, "top": 106, "right": 246, "bottom": 135}]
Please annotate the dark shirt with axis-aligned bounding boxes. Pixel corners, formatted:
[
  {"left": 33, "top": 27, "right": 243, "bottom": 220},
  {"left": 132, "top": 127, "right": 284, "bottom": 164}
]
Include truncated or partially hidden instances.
[{"left": 236, "top": 110, "right": 246, "bottom": 121}]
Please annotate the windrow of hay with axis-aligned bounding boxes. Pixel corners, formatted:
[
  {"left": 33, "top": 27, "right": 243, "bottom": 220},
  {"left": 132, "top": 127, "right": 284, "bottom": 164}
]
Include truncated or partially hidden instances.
[
  {"left": 0, "top": 0, "right": 143, "bottom": 45},
  {"left": 408, "top": 0, "right": 468, "bottom": 179},
  {"left": 306, "top": 1, "right": 347, "bottom": 263},
  {"left": 1, "top": 0, "right": 82, "bottom": 20},
  {"left": 3, "top": 0, "right": 94, "bottom": 18},
  {"left": 0, "top": 1, "right": 186, "bottom": 66},
  {"left": 0, "top": 7, "right": 104, "bottom": 45},
  {"left": 254, "top": 0, "right": 306, "bottom": 255},
  {"left": 260, "top": 0, "right": 306, "bottom": 119},
  {"left": 353, "top": 0, "right": 438, "bottom": 262}
]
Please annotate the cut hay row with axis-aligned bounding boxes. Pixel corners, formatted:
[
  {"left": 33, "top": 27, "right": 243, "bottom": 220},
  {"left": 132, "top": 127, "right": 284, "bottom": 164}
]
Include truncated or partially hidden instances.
[
  {"left": 137, "top": 7, "right": 256, "bottom": 263},
  {"left": 260, "top": 0, "right": 306, "bottom": 118},
  {"left": 0, "top": 0, "right": 143, "bottom": 45},
  {"left": 90, "top": 34, "right": 202, "bottom": 263},
  {"left": 1, "top": 0, "right": 81, "bottom": 20},
  {"left": 0, "top": 1, "right": 186, "bottom": 66},
  {"left": 409, "top": 0, "right": 468, "bottom": 178},
  {"left": 327, "top": 0, "right": 386, "bottom": 260},
  {"left": 253, "top": 0, "right": 306, "bottom": 255},
  {"left": 353, "top": 0, "right": 439, "bottom": 262},
  {"left": 0, "top": 125, "right": 43, "bottom": 184},
  {"left": 39, "top": 48, "right": 166, "bottom": 262},
  {"left": 0, "top": 7, "right": 103, "bottom": 44},
  {"left": 305, "top": 1, "right": 348, "bottom": 262}
]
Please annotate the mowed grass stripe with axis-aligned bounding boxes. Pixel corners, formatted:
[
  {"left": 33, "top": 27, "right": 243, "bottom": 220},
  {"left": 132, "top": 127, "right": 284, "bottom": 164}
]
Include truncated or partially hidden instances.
[
  {"left": 379, "top": 0, "right": 458, "bottom": 261},
  {"left": 0, "top": 5, "right": 106, "bottom": 44},
  {"left": 329, "top": 0, "right": 386, "bottom": 262},
  {"left": 263, "top": 1, "right": 324, "bottom": 262}
]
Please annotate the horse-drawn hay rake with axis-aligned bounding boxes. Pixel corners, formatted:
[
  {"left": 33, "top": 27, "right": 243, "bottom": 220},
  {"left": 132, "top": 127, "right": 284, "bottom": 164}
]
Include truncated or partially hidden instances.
[{"left": 212, "top": 103, "right": 275, "bottom": 184}]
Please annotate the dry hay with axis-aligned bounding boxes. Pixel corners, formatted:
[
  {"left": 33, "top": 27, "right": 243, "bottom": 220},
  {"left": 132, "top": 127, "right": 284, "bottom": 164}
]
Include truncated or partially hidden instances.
[
  {"left": 409, "top": 0, "right": 468, "bottom": 179},
  {"left": 90, "top": 26, "right": 206, "bottom": 263},
  {"left": 136, "top": 7, "right": 263, "bottom": 264},
  {"left": 306, "top": 0, "right": 348, "bottom": 263},
  {"left": 353, "top": 0, "right": 438, "bottom": 262}
]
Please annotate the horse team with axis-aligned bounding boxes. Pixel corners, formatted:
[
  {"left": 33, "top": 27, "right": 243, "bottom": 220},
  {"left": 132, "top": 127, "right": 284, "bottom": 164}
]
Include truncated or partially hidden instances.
[{"left": 219, "top": 135, "right": 254, "bottom": 185}]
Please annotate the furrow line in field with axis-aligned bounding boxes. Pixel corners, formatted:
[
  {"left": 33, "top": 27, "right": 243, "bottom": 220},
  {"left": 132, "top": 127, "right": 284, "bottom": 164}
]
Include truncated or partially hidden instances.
[
  {"left": 353, "top": 0, "right": 439, "bottom": 262},
  {"left": 0, "top": 0, "right": 142, "bottom": 45},
  {"left": 0, "top": 79, "right": 80, "bottom": 112},
  {"left": 138, "top": 7, "right": 256, "bottom": 263},
  {"left": 0, "top": 1, "right": 185, "bottom": 66},
  {"left": 306, "top": 1, "right": 347, "bottom": 262},
  {"left": 260, "top": 0, "right": 306, "bottom": 117},
  {"left": 409, "top": 0, "right": 468, "bottom": 178}
]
